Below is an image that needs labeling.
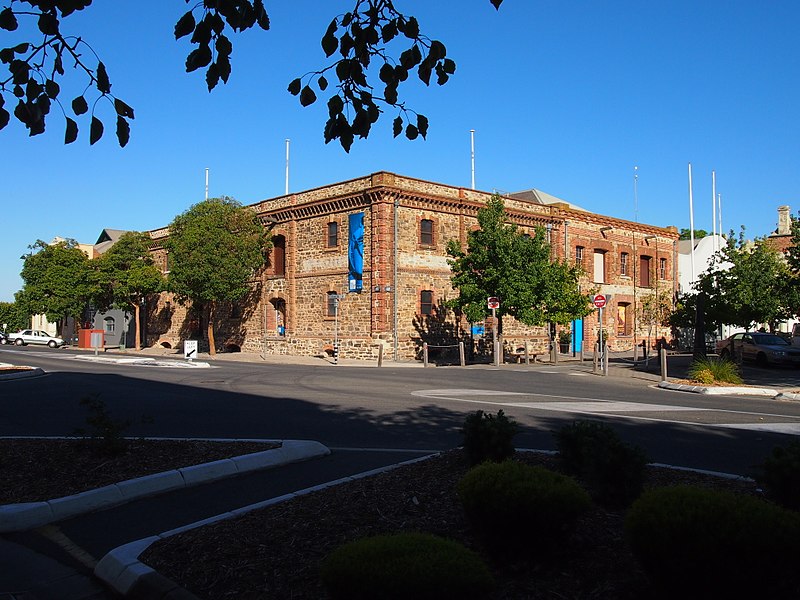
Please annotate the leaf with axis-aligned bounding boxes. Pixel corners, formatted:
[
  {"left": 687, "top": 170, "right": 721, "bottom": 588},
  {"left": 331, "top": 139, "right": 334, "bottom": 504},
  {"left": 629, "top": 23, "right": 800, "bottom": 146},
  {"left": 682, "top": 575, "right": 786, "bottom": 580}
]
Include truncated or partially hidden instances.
[
  {"left": 116, "top": 115, "right": 130, "bottom": 147},
  {"left": 417, "top": 114, "right": 429, "bottom": 139},
  {"left": 254, "top": 0, "right": 270, "bottom": 30},
  {"left": 0, "top": 106, "right": 9, "bottom": 131},
  {"left": 299, "top": 85, "right": 317, "bottom": 107},
  {"left": 429, "top": 40, "right": 446, "bottom": 61},
  {"left": 96, "top": 62, "right": 111, "bottom": 93},
  {"left": 174, "top": 10, "right": 196, "bottom": 39},
  {"left": 403, "top": 16, "right": 420, "bottom": 39},
  {"left": 287, "top": 78, "right": 301, "bottom": 95},
  {"left": 206, "top": 62, "right": 220, "bottom": 91},
  {"left": 185, "top": 45, "right": 212, "bottom": 72},
  {"left": 393, "top": 116, "right": 403, "bottom": 138},
  {"left": 318, "top": 75, "right": 328, "bottom": 91},
  {"left": 12, "top": 42, "right": 29, "bottom": 54},
  {"left": 37, "top": 12, "right": 59, "bottom": 36},
  {"left": 0, "top": 7, "right": 18, "bottom": 31},
  {"left": 45, "top": 79, "right": 60, "bottom": 99},
  {"left": 381, "top": 21, "right": 397, "bottom": 43},
  {"left": 113, "top": 98, "right": 135, "bottom": 119},
  {"left": 64, "top": 117, "right": 78, "bottom": 144},
  {"left": 327, "top": 94, "right": 343, "bottom": 117},
  {"left": 321, "top": 26, "right": 338, "bottom": 57},
  {"left": 89, "top": 116, "right": 103, "bottom": 145},
  {"left": 405, "top": 123, "right": 419, "bottom": 140},
  {"left": 215, "top": 34, "right": 232, "bottom": 58},
  {"left": 72, "top": 95, "right": 88, "bottom": 116},
  {"left": 490, "top": 0, "right": 504, "bottom": 8}
]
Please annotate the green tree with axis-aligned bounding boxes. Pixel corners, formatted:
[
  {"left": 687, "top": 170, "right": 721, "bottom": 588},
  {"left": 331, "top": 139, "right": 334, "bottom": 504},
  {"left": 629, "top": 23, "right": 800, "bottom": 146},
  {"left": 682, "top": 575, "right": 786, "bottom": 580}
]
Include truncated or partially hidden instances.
[
  {"left": 679, "top": 228, "right": 708, "bottom": 240},
  {"left": 698, "top": 230, "right": 795, "bottom": 332},
  {"left": 16, "top": 239, "right": 91, "bottom": 335},
  {"left": 164, "top": 197, "right": 268, "bottom": 356},
  {"left": 0, "top": 0, "right": 503, "bottom": 151},
  {"left": 0, "top": 299, "right": 29, "bottom": 332},
  {"left": 446, "top": 195, "right": 591, "bottom": 335},
  {"left": 91, "top": 231, "right": 165, "bottom": 351}
]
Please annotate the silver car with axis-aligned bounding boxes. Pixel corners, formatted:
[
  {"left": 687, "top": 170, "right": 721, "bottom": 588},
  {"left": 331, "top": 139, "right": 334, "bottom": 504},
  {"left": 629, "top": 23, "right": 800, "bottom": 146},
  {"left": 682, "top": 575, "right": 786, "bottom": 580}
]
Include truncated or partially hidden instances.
[
  {"left": 7, "top": 329, "right": 66, "bottom": 348},
  {"left": 717, "top": 332, "right": 800, "bottom": 366}
]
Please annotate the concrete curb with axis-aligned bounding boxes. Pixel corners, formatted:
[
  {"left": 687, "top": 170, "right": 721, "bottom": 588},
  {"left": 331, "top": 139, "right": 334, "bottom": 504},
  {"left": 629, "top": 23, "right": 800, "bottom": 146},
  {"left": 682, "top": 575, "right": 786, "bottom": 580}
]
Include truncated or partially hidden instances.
[
  {"left": 72, "top": 355, "right": 211, "bottom": 368},
  {"left": 95, "top": 452, "right": 436, "bottom": 598},
  {"left": 657, "top": 380, "right": 781, "bottom": 397},
  {"left": 0, "top": 439, "right": 330, "bottom": 533},
  {"left": 0, "top": 366, "right": 45, "bottom": 380},
  {"left": 95, "top": 448, "right": 755, "bottom": 599}
]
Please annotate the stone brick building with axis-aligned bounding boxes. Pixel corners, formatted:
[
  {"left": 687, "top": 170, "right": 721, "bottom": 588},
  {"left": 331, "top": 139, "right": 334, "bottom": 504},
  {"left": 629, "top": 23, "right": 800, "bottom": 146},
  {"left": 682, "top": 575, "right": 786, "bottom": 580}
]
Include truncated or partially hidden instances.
[{"left": 145, "top": 172, "right": 678, "bottom": 360}]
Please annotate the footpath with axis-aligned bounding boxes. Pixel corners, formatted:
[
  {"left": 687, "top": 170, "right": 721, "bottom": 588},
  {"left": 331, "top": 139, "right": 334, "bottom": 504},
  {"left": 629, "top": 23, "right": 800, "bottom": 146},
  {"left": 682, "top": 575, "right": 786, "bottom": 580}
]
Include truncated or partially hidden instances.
[{"left": 1, "top": 347, "right": 798, "bottom": 599}]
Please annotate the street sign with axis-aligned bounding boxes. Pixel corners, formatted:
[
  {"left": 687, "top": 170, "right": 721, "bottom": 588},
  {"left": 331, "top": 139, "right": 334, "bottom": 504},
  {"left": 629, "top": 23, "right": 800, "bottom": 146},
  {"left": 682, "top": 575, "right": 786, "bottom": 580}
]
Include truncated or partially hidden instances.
[
  {"left": 592, "top": 294, "right": 607, "bottom": 308},
  {"left": 487, "top": 297, "right": 500, "bottom": 309},
  {"left": 184, "top": 340, "right": 198, "bottom": 360}
]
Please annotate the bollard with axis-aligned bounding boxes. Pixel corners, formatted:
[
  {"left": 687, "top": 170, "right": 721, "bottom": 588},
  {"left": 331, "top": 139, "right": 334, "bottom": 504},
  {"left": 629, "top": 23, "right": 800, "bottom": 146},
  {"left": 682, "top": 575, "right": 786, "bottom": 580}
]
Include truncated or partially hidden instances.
[
  {"left": 459, "top": 341, "right": 465, "bottom": 367},
  {"left": 377, "top": 344, "right": 384, "bottom": 368},
  {"left": 423, "top": 342, "right": 429, "bottom": 367},
  {"left": 593, "top": 342, "right": 598, "bottom": 374},
  {"left": 334, "top": 342, "right": 339, "bottom": 365},
  {"left": 603, "top": 342, "right": 609, "bottom": 376},
  {"left": 660, "top": 347, "right": 667, "bottom": 381},
  {"left": 524, "top": 340, "right": 530, "bottom": 366}
]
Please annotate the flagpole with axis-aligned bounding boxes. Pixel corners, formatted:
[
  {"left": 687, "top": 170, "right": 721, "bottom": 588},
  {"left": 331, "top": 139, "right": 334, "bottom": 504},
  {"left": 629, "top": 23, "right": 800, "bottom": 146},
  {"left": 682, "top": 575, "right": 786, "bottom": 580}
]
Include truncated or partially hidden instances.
[
  {"left": 688, "top": 163, "right": 696, "bottom": 282},
  {"left": 711, "top": 170, "right": 717, "bottom": 252}
]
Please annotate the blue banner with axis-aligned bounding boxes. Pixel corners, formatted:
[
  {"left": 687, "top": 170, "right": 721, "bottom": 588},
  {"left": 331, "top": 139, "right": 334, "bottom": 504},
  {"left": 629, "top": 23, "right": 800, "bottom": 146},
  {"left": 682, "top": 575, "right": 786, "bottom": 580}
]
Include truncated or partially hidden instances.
[{"left": 348, "top": 212, "right": 364, "bottom": 292}]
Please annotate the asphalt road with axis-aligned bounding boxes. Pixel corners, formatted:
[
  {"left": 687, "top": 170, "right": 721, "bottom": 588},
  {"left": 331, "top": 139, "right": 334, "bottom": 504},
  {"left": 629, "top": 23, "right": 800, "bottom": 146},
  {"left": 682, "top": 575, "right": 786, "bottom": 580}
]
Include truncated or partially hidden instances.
[{"left": 3, "top": 345, "right": 800, "bottom": 476}]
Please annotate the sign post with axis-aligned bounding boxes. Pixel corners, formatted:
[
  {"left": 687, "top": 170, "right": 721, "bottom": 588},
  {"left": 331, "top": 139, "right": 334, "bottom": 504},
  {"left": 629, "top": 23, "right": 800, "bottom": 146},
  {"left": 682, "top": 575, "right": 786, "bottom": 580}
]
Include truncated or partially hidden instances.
[{"left": 487, "top": 297, "right": 500, "bottom": 366}]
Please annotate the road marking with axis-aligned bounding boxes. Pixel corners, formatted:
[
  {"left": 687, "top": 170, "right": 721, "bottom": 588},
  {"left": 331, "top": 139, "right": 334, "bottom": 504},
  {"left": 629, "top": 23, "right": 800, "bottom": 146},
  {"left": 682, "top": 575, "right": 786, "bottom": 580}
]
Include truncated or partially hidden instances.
[{"left": 411, "top": 388, "right": 800, "bottom": 434}]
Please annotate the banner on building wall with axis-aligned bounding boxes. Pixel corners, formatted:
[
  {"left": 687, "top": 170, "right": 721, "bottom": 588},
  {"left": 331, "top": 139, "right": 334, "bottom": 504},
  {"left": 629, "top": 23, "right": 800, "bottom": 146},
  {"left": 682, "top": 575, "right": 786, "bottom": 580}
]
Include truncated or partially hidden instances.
[{"left": 348, "top": 212, "right": 364, "bottom": 292}]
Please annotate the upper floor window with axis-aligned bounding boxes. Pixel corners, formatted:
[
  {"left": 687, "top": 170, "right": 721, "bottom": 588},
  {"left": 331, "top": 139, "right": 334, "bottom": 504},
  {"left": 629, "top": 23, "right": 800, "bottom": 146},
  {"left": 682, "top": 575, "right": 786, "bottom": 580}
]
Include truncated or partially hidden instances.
[
  {"left": 327, "top": 221, "right": 338, "bottom": 248},
  {"left": 593, "top": 250, "right": 606, "bottom": 284},
  {"left": 640, "top": 256, "right": 652, "bottom": 287},
  {"left": 659, "top": 257, "right": 667, "bottom": 280},
  {"left": 420, "top": 290, "right": 434, "bottom": 315},
  {"left": 575, "top": 246, "right": 584, "bottom": 263},
  {"left": 420, "top": 219, "right": 434, "bottom": 246},
  {"left": 620, "top": 252, "right": 629, "bottom": 276},
  {"left": 272, "top": 235, "right": 286, "bottom": 277}
]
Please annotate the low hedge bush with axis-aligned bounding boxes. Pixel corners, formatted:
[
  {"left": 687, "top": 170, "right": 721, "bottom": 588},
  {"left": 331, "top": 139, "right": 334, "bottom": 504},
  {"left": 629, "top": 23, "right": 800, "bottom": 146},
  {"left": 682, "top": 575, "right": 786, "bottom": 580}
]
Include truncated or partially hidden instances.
[
  {"left": 625, "top": 485, "right": 800, "bottom": 597},
  {"left": 687, "top": 356, "right": 743, "bottom": 385},
  {"left": 754, "top": 440, "right": 800, "bottom": 510},
  {"left": 555, "top": 420, "right": 649, "bottom": 507},
  {"left": 320, "top": 531, "right": 494, "bottom": 600},
  {"left": 457, "top": 460, "right": 590, "bottom": 554},
  {"left": 461, "top": 409, "right": 519, "bottom": 465}
]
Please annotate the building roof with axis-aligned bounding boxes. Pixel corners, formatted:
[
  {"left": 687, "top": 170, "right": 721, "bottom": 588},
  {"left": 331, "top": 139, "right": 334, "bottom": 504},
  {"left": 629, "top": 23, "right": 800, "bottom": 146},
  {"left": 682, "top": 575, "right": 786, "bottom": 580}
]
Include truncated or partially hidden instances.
[
  {"left": 507, "top": 189, "right": 589, "bottom": 212},
  {"left": 93, "top": 229, "right": 128, "bottom": 255}
]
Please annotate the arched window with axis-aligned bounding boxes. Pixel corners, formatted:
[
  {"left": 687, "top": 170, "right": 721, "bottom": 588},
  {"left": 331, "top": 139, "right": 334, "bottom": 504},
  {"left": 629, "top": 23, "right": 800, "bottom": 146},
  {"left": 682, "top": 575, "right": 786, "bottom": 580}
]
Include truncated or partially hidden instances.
[{"left": 104, "top": 316, "right": 115, "bottom": 333}]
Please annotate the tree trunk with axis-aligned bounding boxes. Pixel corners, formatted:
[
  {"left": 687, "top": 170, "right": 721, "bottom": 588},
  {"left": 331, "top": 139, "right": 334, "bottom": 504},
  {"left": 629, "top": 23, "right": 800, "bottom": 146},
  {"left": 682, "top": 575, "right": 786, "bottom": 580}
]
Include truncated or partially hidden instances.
[
  {"left": 207, "top": 302, "right": 216, "bottom": 357},
  {"left": 134, "top": 303, "right": 141, "bottom": 351}
]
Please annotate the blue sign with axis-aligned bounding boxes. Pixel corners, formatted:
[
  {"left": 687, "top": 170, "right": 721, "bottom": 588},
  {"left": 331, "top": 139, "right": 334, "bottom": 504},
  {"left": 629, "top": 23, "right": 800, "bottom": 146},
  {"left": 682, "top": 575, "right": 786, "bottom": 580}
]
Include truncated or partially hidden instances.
[{"left": 348, "top": 212, "right": 364, "bottom": 292}]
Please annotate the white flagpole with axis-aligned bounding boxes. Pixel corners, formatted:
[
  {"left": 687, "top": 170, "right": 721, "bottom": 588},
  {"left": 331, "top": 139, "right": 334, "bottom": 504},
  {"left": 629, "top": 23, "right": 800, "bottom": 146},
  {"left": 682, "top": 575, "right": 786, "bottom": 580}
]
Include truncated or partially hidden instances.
[
  {"left": 718, "top": 193, "right": 723, "bottom": 239},
  {"left": 688, "top": 163, "right": 696, "bottom": 282},
  {"left": 285, "top": 139, "right": 290, "bottom": 195},
  {"left": 205, "top": 168, "right": 209, "bottom": 200},
  {"left": 470, "top": 129, "right": 476, "bottom": 190},
  {"left": 712, "top": 170, "right": 717, "bottom": 252}
]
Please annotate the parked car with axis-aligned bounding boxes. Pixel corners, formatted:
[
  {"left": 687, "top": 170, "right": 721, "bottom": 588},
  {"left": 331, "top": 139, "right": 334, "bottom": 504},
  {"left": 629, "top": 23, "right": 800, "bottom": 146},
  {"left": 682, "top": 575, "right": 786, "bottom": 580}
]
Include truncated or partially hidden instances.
[
  {"left": 6, "top": 329, "right": 66, "bottom": 348},
  {"left": 716, "top": 331, "right": 800, "bottom": 366}
]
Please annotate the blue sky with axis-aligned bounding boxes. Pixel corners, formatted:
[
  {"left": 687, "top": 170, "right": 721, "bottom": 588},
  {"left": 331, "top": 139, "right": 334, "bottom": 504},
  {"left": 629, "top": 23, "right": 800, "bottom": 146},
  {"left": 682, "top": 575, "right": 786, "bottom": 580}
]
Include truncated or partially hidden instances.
[{"left": 1, "top": 1, "right": 798, "bottom": 302}]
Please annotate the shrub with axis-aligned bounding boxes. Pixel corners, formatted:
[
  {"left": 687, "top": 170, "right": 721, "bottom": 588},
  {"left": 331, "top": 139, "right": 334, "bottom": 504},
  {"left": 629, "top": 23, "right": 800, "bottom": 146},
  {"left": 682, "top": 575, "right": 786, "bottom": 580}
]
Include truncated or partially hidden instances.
[
  {"left": 754, "top": 440, "right": 800, "bottom": 510},
  {"left": 320, "top": 532, "right": 494, "bottom": 600},
  {"left": 687, "top": 356, "right": 742, "bottom": 385},
  {"left": 555, "top": 420, "right": 649, "bottom": 507},
  {"left": 74, "top": 394, "right": 131, "bottom": 456},
  {"left": 625, "top": 485, "right": 800, "bottom": 597},
  {"left": 457, "top": 460, "right": 590, "bottom": 554},
  {"left": 461, "top": 409, "right": 519, "bottom": 466}
]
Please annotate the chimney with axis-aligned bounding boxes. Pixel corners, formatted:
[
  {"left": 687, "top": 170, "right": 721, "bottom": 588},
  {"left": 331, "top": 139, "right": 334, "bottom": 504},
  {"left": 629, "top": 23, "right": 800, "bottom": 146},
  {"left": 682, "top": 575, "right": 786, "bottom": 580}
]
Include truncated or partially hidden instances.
[{"left": 778, "top": 205, "right": 791, "bottom": 235}]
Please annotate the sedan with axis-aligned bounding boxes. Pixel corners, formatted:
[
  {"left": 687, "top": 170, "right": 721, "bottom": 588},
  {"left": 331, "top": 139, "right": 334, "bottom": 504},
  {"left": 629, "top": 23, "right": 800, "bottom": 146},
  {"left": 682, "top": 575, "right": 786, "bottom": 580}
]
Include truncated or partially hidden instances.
[
  {"left": 6, "top": 329, "right": 66, "bottom": 348},
  {"left": 716, "top": 332, "right": 800, "bottom": 366}
]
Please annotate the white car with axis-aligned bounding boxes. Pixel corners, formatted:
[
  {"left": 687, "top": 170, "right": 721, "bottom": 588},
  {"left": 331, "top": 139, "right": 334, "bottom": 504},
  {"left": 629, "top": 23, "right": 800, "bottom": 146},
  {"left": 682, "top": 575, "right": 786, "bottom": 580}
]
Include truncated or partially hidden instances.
[{"left": 7, "top": 329, "right": 66, "bottom": 348}]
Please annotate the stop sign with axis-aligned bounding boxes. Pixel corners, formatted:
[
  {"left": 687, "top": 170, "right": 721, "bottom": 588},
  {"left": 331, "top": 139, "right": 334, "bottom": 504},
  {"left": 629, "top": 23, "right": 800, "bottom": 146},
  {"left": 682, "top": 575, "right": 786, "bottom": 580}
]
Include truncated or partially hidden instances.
[{"left": 593, "top": 294, "right": 607, "bottom": 308}]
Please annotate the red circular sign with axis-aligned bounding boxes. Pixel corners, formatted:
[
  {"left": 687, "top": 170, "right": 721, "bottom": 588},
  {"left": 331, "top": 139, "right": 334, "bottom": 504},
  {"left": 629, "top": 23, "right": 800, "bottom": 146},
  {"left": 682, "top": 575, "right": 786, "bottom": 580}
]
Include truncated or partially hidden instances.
[
  {"left": 593, "top": 294, "right": 607, "bottom": 308},
  {"left": 487, "top": 297, "right": 500, "bottom": 309}
]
